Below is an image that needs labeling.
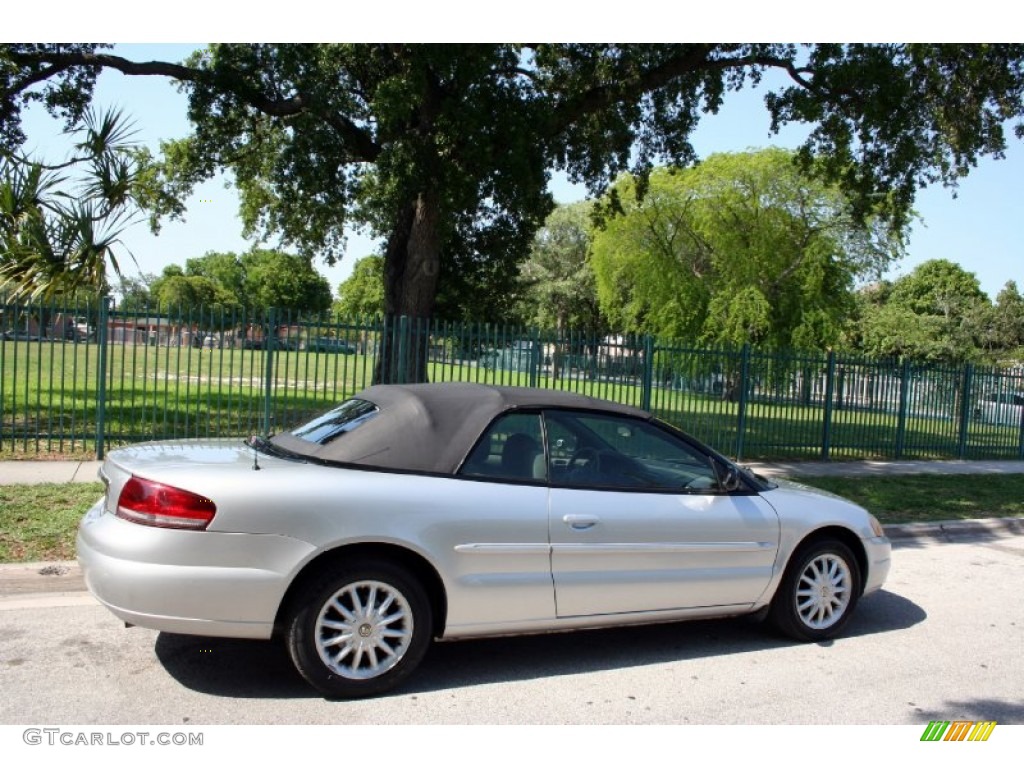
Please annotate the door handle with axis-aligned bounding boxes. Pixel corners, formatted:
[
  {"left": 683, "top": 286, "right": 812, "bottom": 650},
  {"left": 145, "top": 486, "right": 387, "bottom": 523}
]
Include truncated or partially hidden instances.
[{"left": 563, "top": 514, "right": 598, "bottom": 530}]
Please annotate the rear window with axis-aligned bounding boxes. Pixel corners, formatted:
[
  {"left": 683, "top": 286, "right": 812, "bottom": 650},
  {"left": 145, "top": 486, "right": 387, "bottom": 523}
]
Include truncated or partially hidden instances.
[{"left": 289, "top": 399, "right": 379, "bottom": 445}]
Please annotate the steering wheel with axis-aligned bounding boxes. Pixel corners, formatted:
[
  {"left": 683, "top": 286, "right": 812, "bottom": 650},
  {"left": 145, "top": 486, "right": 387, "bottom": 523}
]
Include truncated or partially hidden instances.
[{"left": 569, "top": 446, "right": 601, "bottom": 472}]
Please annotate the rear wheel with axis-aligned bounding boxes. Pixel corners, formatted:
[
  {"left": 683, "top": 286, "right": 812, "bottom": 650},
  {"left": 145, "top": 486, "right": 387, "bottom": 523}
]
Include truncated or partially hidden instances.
[
  {"left": 769, "top": 539, "right": 861, "bottom": 641},
  {"left": 286, "top": 560, "right": 432, "bottom": 698}
]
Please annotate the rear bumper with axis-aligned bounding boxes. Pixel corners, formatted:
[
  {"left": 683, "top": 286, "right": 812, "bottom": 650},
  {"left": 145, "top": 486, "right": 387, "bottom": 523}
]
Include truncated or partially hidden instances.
[{"left": 77, "top": 499, "right": 316, "bottom": 640}]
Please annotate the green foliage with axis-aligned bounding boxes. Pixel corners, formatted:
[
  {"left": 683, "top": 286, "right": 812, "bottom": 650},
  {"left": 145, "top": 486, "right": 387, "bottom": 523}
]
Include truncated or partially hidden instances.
[
  {"left": 151, "top": 270, "right": 236, "bottom": 313},
  {"left": 992, "top": 281, "right": 1024, "bottom": 359},
  {"left": 335, "top": 255, "right": 384, "bottom": 317},
  {"left": 151, "top": 248, "right": 333, "bottom": 317},
  {"left": 185, "top": 251, "right": 245, "bottom": 299},
  {"left": 767, "top": 44, "right": 1024, "bottom": 233},
  {"left": 519, "top": 201, "right": 606, "bottom": 334},
  {"left": 590, "top": 149, "right": 904, "bottom": 348},
  {"left": 853, "top": 259, "right": 994, "bottom": 363},
  {"left": 112, "top": 273, "right": 155, "bottom": 313},
  {"left": 0, "top": 107, "right": 153, "bottom": 299},
  {"left": 240, "top": 249, "right": 333, "bottom": 315},
  {"left": 4, "top": 44, "right": 1023, "bottom": 338},
  {"left": 887, "top": 259, "right": 988, "bottom": 316},
  {"left": 0, "top": 44, "right": 110, "bottom": 149},
  {"left": 432, "top": 240, "right": 533, "bottom": 324}
]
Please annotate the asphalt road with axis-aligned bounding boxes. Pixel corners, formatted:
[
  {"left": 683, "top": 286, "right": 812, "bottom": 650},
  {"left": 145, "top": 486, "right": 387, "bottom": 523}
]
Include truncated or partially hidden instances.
[{"left": 0, "top": 535, "right": 1021, "bottom": 726}]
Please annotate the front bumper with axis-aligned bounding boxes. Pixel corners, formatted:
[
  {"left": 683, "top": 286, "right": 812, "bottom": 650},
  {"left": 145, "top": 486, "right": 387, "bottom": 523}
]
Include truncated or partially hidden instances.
[
  {"left": 862, "top": 535, "right": 891, "bottom": 595},
  {"left": 77, "top": 499, "right": 316, "bottom": 639}
]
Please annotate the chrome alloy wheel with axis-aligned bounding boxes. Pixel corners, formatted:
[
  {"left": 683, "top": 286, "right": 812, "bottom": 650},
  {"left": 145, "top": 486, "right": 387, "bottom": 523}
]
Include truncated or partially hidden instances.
[
  {"left": 315, "top": 580, "right": 414, "bottom": 680},
  {"left": 794, "top": 553, "right": 853, "bottom": 630}
]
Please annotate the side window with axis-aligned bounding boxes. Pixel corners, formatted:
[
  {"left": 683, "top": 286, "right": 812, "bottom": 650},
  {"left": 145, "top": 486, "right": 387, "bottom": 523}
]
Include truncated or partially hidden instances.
[
  {"left": 545, "top": 411, "right": 719, "bottom": 492},
  {"left": 459, "top": 412, "right": 546, "bottom": 482}
]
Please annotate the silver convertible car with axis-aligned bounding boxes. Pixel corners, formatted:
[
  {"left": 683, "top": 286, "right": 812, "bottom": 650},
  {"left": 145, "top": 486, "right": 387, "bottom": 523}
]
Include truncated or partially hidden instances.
[{"left": 78, "top": 383, "right": 891, "bottom": 698}]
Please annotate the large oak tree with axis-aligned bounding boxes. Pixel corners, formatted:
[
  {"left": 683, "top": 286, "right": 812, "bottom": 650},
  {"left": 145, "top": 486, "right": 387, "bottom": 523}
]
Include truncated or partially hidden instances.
[{"left": 3, "top": 44, "right": 1023, "bottom": 379}]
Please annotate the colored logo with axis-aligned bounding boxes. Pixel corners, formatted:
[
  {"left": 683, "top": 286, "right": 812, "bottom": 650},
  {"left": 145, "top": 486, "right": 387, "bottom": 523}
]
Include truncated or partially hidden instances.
[{"left": 920, "top": 721, "right": 996, "bottom": 742}]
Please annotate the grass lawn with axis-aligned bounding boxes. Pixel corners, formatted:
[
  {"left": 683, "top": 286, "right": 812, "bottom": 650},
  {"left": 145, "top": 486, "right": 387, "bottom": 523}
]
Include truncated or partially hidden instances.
[
  {"left": 0, "top": 474, "right": 1021, "bottom": 564},
  {"left": 0, "top": 482, "right": 103, "bottom": 562},
  {"left": 790, "top": 474, "right": 1024, "bottom": 523},
  {"left": 6, "top": 337, "right": 1024, "bottom": 462}
]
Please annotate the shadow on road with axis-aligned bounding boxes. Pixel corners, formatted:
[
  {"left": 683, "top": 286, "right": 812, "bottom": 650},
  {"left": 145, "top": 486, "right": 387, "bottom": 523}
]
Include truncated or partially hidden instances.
[
  {"left": 154, "top": 633, "right": 310, "bottom": 698},
  {"left": 154, "top": 588, "right": 924, "bottom": 700},
  {"left": 913, "top": 697, "right": 1024, "bottom": 725}
]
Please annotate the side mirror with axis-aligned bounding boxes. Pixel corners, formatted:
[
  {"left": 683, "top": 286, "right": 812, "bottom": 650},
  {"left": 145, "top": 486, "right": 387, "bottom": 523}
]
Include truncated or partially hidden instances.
[{"left": 716, "top": 461, "right": 742, "bottom": 493}]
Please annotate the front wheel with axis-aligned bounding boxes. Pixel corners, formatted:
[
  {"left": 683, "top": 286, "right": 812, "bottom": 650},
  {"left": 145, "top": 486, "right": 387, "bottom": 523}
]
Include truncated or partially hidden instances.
[
  {"left": 286, "top": 560, "right": 433, "bottom": 698},
  {"left": 769, "top": 539, "right": 861, "bottom": 642}
]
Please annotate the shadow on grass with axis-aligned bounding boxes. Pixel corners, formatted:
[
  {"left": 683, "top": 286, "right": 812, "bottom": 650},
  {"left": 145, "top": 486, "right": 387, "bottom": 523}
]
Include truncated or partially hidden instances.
[{"left": 154, "top": 588, "right": 923, "bottom": 700}]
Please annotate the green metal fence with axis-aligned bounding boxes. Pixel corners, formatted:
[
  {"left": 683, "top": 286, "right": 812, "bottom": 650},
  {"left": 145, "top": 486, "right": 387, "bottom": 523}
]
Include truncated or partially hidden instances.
[{"left": 3, "top": 297, "right": 1024, "bottom": 461}]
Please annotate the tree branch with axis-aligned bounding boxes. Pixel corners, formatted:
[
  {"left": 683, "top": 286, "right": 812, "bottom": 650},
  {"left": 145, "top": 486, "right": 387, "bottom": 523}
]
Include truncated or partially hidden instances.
[
  {"left": 5, "top": 49, "right": 382, "bottom": 162},
  {"left": 5, "top": 61, "right": 77, "bottom": 100},
  {"left": 549, "top": 46, "right": 822, "bottom": 134}
]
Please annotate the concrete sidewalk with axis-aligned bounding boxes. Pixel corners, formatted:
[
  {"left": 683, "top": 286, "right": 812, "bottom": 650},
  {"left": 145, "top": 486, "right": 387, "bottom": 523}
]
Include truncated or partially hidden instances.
[
  {"left": 4, "top": 457, "right": 1024, "bottom": 485},
  {"left": 0, "top": 460, "right": 103, "bottom": 485}
]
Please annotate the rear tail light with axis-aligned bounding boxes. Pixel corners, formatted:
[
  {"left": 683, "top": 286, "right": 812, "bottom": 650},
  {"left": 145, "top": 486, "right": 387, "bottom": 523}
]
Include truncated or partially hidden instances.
[{"left": 116, "top": 476, "right": 217, "bottom": 530}]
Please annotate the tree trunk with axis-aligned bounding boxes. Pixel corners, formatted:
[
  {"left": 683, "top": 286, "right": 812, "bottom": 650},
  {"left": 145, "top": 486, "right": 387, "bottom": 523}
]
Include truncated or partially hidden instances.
[{"left": 375, "top": 190, "right": 442, "bottom": 384}]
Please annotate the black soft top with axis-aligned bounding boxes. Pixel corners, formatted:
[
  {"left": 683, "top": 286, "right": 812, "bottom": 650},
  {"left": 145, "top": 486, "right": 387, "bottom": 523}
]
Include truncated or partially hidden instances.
[{"left": 269, "top": 382, "right": 650, "bottom": 474}]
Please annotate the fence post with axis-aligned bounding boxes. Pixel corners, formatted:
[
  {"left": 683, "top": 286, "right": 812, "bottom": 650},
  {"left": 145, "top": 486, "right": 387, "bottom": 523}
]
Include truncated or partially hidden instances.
[
  {"left": 530, "top": 327, "right": 541, "bottom": 388},
  {"left": 95, "top": 296, "right": 111, "bottom": 459},
  {"left": 735, "top": 343, "right": 751, "bottom": 461},
  {"left": 396, "top": 315, "right": 410, "bottom": 384},
  {"left": 895, "top": 357, "right": 911, "bottom": 459},
  {"left": 262, "top": 308, "right": 276, "bottom": 436},
  {"left": 0, "top": 298, "right": 6, "bottom": 450},
  {"left": 641, "top": 335, "right": 654, "bottom": 412},
  {"left": 956, "top": 363, "right": 974, "bottom": 460},
  {"left": 820, "top": 350, "right": 836, "bottom": 460},
  {"left": 1018, "top": 402, "right": 1024, "bottom": 461}
]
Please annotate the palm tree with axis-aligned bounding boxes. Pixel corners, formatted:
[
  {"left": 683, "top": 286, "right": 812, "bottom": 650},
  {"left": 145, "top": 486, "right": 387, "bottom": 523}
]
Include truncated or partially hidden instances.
[{"left": 0, "top": 108, "right": 142, "bottom": 300}]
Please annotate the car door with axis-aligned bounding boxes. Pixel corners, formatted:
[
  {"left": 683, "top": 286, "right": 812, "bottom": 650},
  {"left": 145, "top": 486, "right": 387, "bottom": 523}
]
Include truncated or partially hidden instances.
[
  {"left": 451, "top": 411, "right": 555, "bottom": 627},
  {"left": 544, "top": 410, "right": 780, "bottom": 618}
]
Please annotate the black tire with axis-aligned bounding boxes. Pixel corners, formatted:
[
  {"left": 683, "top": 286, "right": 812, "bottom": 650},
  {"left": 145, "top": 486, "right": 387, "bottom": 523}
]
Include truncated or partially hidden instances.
[
  {"left": 286, "top": 560, "right": 433, "bottom": 698},
  {"left": 768, "top": 538, "right": 862, "bottom": 642}
]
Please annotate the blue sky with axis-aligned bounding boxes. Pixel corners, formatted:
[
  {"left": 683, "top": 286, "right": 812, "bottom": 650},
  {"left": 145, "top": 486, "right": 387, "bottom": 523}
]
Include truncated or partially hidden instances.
[{"left": 16, "top": 42, "right": 1023, "bottom": 302}]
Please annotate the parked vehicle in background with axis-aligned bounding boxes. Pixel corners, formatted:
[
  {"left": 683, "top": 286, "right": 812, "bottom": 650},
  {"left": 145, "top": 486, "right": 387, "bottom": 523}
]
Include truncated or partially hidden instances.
[
  {"left": 71, "top": 317, "right": 94, "bottom": 342},
  {"left": 975, "top": 391, "right": 1024, "bottom": 426},
  {"left": 3, "top": 330, "right": 44, "bottom": 341},
  {"left": 307, "top": 337, "right": 357, "bottom": 354}
]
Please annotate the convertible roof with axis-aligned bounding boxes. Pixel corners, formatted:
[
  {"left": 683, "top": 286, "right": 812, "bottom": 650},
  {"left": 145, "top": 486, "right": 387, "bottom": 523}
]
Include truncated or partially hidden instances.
[{"left": 270, "top": 382, "right": 650, "bottom": 474}]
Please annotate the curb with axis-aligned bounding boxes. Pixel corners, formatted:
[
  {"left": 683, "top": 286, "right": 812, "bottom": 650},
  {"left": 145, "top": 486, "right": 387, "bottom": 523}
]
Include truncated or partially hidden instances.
[
  {"left": 0, "top": 560, "right": 84, "bottom": 598},
  {"left": 883, "top": 516, "right": 1024, "bottom": 540}
]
